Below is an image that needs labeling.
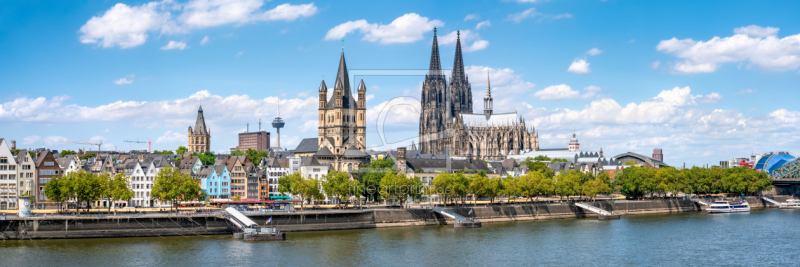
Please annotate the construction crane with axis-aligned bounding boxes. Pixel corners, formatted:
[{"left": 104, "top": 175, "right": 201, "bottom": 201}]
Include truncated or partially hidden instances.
[
  {"left": 60, "top": 140, "right": 102, "bottom": 152},
  {"left": 124, "top": 138, "right": 151, "bottom": 152}
]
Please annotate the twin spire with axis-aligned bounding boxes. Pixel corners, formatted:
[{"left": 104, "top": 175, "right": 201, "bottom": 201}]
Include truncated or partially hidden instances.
[{"left": 427, "top": 28, "right": 467, "bottom": 80}]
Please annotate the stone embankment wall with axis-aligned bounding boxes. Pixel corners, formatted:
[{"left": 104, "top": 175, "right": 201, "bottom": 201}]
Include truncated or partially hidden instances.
[
  {"left": 0, "top": 197, "right": 788, "bottom": 239},
  {"left": 0, "top": 215, "right": 230, "bottom": 240}
]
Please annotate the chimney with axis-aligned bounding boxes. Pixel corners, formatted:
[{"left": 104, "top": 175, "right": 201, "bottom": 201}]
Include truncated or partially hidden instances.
[{"left": 10, "top": 140, "right": 16, "bottom": 150}]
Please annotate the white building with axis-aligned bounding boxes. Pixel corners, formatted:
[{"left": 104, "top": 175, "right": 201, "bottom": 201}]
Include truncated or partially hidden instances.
[
  {"left": 16, "top": 149, "right": 36, "bottom": 200},
  {"left": 0, "top": 139, "right": 19, "bottom": 210}
]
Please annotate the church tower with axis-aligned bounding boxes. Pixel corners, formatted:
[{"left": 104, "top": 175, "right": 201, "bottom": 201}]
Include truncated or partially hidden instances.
[
  {"left": 318, "top": 51, "right": 367, "bottom": 154},
  {"left": 419, "top": 28, "right": 448, "bottom": 154},
  {"left": 188, "top": 105, "right": 211, "bottom": 153}
]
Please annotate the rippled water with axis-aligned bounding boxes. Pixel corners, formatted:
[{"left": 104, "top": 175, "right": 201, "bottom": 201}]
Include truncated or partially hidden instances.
[{"left": 2, "top": 209, "right": 799, "bottom": 266}]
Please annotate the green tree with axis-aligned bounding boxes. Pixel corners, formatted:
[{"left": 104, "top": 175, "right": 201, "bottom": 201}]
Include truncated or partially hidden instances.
[
  {"left": 109, "top": 173, "right": 134, "bottom": 209},
  {"left": 521, "top": 157, "right": 555, "bottom": 178},
  {"left": 230, "top": 150, "right": 245, "bottom": 156},
  {"left": 517, "top": 171, "right": 544, "bottom": 202},
  {"left": 151, "top": 166, "right": 203, "bottom": 211},
  {"left": 60, "top": 150, "right": 77, "bottom": 157},
  {"left": 71, "top": 171, "right": 104, "bottom": 211},
  {"left": 583, "top": 178, "right": 612, "bottom": 201},
  {"left": 289, "top": 175, "right": 322, "bottom": 209},
  {"left": 176, "top": 146, "right": 188, "bottom": 155},
  {"left": 555, "top": 170, "right": 582, "bottom": 200},
  {"left": 469, "top": 174, "right": 490, "bottom": 203},
  {"left": 79, "top": 153, "right": 97, "bottom": 161},
  {"left": 193, "top": 151, "right": 215, "bottom": 165},
  {"left": 432, "top": 173, "right": 455, "bottom": 204},
  {"left": 245, "top": 148, "right": 269, "bottom": 164},
  {"left": 323, "top": 171, "right": 361, "bottom": 205},
  {"left": 43, "top": 177, "right": 67, "bottom": 211},
  {"left": 153, "top": 150, "right": 174, "bottom": 155},
  {"left": 277, "top": 173, "right": 296, "bottom": 197},
  {"left": 28, "top": 151, "right": 36, "bottom": 159}
]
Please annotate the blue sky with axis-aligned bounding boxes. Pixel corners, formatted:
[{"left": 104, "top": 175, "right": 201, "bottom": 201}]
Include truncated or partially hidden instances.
[{"left": 2, "top": 0, "right": 800, "bottom": 166}]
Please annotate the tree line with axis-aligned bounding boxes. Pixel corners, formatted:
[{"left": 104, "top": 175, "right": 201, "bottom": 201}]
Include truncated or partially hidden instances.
[{"left": 44, "top": 167, "right": 204, "bottom": 211}]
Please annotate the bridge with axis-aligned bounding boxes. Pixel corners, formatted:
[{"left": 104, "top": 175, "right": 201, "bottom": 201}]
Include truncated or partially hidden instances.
[
  {"left": 431, "top": 208, "right": 481, "bottom": 227},
  {"left": 574, "top": 203, "right": 620, "bottom": 220}
]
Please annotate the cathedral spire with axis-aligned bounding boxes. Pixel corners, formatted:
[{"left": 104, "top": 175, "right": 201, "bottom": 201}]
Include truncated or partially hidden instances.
[
  {"left": 428, "top": 28, "right": 442, "bottom": 77},
  {"left": 484, "top": 70, "right": 493, "bottom": 118},
  {"left": 452, "top": 30, "right": 465, "bottom": 81}
]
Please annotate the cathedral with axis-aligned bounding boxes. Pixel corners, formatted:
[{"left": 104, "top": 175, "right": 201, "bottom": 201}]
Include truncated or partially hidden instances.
[
  {"left": 419, "top": 29, "right": 539, "bottom": 160},
  {"left": 188, "top": 105, "right": 211, "bottom": 153}
]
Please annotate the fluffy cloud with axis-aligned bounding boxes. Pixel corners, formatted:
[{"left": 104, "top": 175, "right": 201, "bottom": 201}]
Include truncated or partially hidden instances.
[
  {"left": 475, "top": 20, "right": 491, "bottom": 30},
  {"left": 439, "top": 30, "right": 489, "bottom": 52},
  {"left": 113, "top": 75, "right": 134, "bottom": 85},
  {"left": 156, "top": 130, "right": 187, "bottom": 143},
  {"left": 200, "top": 36, "right": 209, "bottom": 45},
  {"left": 586, "top": 48, "right": 602, "bottom": 56},
  {"left": 533, "top": 84, "right": 579, "bottom": 100},
  {"left": 324, "top": 13, "right": 443, "bottom": 44},
  {"left": 567, "top": 59, "right": 590, "bottom": 74},
  {"left": 43, "top": 136, "right": 68, "bottom": 146},
  {"left": 161, "top": 41, "right": 187, "bottom": 50},
  {"left": 733, "top": 25, "right": 779, "bottom": 38},
  {"left": 464, "top": 14, "right": 480, "bottom": 21},
  {"left": 657, "top": 25, "right": 800, "bottom": 73},
  {"left": 79, "top": 1, "right": 317, "bottom": 49}
]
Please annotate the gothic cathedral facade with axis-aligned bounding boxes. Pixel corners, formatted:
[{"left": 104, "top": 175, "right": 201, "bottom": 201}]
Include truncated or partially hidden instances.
[
  {"left": 188, "top": 105, "right": 211, "bottom": 153},
  {"left": 419, "top": 29, "right": 539, "bottom": 160}
]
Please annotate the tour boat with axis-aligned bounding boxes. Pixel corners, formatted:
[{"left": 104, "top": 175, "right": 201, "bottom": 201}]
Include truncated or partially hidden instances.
[
  {"left": 707, "top": 200, "right": 750, "bottom": 213},
  {"left": 780, "top": 196, "right": 800, "bottom": 209}
]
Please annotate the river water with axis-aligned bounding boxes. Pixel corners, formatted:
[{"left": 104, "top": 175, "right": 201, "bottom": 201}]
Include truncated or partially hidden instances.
[{"left": 2, "top": 209, "right": 799, "bottom": 266}]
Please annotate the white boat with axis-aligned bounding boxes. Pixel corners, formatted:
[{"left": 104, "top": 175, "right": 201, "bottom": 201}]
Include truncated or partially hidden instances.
[
  {"left": 780, "top": 197, "right": 800, "bottom": 209},
  {"left": 707, "top": 200, "right": 750, "bottom": 213}
]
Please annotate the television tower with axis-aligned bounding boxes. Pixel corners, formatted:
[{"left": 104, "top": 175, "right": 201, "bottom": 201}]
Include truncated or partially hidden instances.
[{"left": 271, "top": 97, "right": 285, "bottom": 148}]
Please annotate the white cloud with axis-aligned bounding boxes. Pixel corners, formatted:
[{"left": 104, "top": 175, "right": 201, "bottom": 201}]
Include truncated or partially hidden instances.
[
  {"left": 507, "top": 8, "right": 571, "bottom": 23},
  {"left": 734, "top": 89, "right": 757, "bottom": 95},
  {"left": 533, "top": 84, "right": 580, "bottom": 100},
  {"left": 366, "top": 94, "right": 375, "bottom": 101},
  {"left": 113, "top": 75, "right": 134, "bottom": 85},
  {"left": 651, "top": 61, "right": 661, "bottom": 69},
  {"left": 161, "top": 41, "right": 187, "bottom": 50},
  {"left": 508, "top": 8, "right": 539, "bottom": 23},
  {"left": 78, "top": 2, "right": 170, "bottom": 48},
  {"left": 464, "top": 14, "right": 480, "bottom": 21},
  {"left": 156, "top": 130, "right": 187, "bottom": 143},
  {"left": 297, "top": 91, "right": 309, "bottom": 97},
  {"left": 43, "top": 136, "right": 68, "bottom": 146},
  {"left": 695, "top": 92, "right": 722, "bottom": 105},
  {"left": 236, "top": 51, "right": 244, "bottom": 57},
  {"left": 586, "top": 48, "right": 602, "bottom": 56},
  {"left": 657, "top": 25, "right": 800, "bottom": 73},
  {"left": 582, "top": 86, "right": 602, "bottom": 99},
  {"left": 79, "top": 1, "right": 318, "bottom": 49},
  {"left": 299, "top": 120, "right": 318, "bottom": 132},
  {"left": 324, "top": 13, "right": 443, "bottom": 44},
  {"left": 476, "top": 20, "right": 491, "bottom": 30},
  {"left": 733, "top": 25, "right": 779, "bottom": 38},
  {"left": 200, "top": 36, "right": 209, "bottom": 45},
  {"left": 567, "top": 59, "right": 590, "bottom": 74},
  {"left": 22, "top": 135, "right": 41, "bottom": 145},
  {"left": 439, "top": 30, "right": 489, "bottom": 52}
]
